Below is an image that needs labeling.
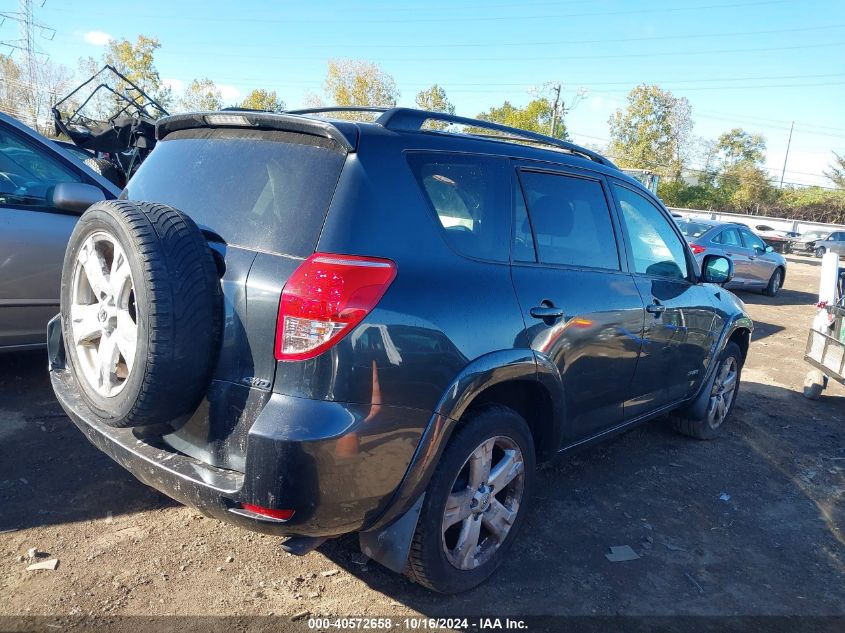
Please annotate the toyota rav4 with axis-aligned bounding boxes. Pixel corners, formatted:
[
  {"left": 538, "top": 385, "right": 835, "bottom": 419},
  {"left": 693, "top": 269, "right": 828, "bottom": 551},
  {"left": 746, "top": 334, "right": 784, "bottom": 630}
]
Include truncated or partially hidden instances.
[{"left": 48, "top": 107, "right": 752, "bottom": 593}]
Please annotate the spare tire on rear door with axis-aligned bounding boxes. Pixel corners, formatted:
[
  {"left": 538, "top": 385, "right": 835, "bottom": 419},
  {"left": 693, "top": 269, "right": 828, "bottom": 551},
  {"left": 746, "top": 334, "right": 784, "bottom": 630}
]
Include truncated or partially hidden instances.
[{"left": 60, "top": 200, "right": 222, "bottom": 428}]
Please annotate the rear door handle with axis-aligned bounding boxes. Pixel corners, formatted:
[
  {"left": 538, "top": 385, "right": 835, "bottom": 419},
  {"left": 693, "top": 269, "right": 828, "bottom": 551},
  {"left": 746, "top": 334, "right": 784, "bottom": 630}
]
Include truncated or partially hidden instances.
[
  {"left": 530, "top": 306, "right": 565, "bottom": 319},
  {"left": 646, "top": 302, "right": 665, "bottom": 315}
]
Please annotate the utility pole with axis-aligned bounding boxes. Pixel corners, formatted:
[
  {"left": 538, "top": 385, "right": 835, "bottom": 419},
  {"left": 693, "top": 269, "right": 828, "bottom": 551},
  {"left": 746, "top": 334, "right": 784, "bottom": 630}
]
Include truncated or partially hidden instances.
[
  {"left": 0, "top": 0, "right": 54, "bottom": 128},
  {"left": 21, "top": 0, "right": 35, "bottom": 127},
  {"left": 779, "top": 120, "right": 794, "bottom": 189},
  {"left": 549, "top": 83, "right": 561, "bottom": 138}
]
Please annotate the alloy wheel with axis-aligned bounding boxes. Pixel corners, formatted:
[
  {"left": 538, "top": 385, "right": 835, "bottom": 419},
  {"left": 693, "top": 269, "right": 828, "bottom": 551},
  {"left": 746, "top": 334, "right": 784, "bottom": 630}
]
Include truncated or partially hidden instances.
[
  {"left": 441, "top": 436, "right": 525, "bottom": 570},
  {"left": 707, "top": 356, "right": 738, "bottom": 429}
]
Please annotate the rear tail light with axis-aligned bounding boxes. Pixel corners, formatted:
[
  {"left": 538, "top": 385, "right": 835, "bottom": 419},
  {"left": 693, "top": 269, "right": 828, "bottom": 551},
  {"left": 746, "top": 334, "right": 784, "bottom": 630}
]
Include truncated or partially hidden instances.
[
  {"left": 275, "top": 253, "right": 397, "bottom": 361},
  {"left": 689, "top": 243, "right": 706, "bottom": 255}
]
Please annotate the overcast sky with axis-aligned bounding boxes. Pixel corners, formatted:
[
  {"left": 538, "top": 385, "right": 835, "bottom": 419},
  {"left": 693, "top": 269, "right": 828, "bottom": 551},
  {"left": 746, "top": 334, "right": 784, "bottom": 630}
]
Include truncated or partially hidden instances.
[{"left": 8, "top": 0, "right": 844, "bottom": 187}]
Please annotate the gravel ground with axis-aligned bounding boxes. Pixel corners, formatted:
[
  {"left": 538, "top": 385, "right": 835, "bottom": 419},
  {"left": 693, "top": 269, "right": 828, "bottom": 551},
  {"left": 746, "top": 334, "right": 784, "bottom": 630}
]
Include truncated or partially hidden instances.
[{"left": 1, "top": 255, "right": 843, "bottom": 624}]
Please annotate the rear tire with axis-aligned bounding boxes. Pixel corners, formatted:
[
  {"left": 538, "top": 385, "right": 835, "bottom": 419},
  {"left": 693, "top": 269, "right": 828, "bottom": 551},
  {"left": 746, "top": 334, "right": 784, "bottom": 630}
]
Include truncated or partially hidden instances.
[
  {"left": 803, "top": 370, "right": 825, "bottom": 400},
  {"left": 406, "top": 405, "right": 535, "bottom": 593},
  {"left": 670, "top": 342, "right": 743, "bottom": 440},
  {"left": 762, "top": 268, "right": 783, "bottom": 296},
  {"left": 60, "top": 200, "right": 222, "bottom": 428},
  {"left": 83, "top": 157, "right": 125, "bottom": 188}
]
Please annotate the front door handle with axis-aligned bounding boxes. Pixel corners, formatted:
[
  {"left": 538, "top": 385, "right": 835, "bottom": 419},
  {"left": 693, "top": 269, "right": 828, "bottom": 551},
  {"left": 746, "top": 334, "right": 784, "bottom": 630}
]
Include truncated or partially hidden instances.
[
  {"left": 646, "top": 302, "right": 666, "bottom": 315},
  {"left": 530, "top": 306, "right": 565, "bottom": 320}
]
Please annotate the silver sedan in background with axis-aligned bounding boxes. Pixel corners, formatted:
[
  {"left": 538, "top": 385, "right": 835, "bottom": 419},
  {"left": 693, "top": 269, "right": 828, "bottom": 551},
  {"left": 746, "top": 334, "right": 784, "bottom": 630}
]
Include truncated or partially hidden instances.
[
  {"left": 0, "top": 113, "right": 120, "bottom": 351},
  {"left": 676, "top": 218, "right": 788, "bottom": 297}
]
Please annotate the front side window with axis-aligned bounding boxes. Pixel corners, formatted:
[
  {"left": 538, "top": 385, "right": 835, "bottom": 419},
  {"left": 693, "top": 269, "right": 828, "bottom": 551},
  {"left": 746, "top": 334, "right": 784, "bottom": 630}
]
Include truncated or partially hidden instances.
[
  {"left": 517, "top": 170, "right": 620, "bottom": 270},
  {"left": 740, "top": 228, "right": 767, "bottom": 251},
  {"left": 407, "top": 153, "right": 510, "bottom": 262},
  {"left": 614, "top": 184, "right": 689, "bottom": 280},
  {"left": 0, "top": 128, "right": 81, "bottom": 209}
]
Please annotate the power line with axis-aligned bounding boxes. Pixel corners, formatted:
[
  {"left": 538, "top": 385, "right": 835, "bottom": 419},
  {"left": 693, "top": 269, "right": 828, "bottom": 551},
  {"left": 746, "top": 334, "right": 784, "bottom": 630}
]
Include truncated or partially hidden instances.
[
  {"left": 67, "top": 22, "right": 844, "bottom": 52},
  {"left": 45, "top": 0, "right": 793, "bottom": 24},
  {"left": 139, "top": 39, "right": 845, "bottom": 64}
]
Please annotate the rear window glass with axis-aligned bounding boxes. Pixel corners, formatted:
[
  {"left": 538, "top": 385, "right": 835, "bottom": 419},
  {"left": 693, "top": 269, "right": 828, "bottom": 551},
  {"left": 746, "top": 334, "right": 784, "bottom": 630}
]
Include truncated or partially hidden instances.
[
  {"left": 123, "top": 129, "right": 346, "bottom": 256},
  {"left": 677, "top": 221, "right": 712, "bottom": 239},
  {"left": 407, "top": 152, "right": 510, "bottom": 262}
]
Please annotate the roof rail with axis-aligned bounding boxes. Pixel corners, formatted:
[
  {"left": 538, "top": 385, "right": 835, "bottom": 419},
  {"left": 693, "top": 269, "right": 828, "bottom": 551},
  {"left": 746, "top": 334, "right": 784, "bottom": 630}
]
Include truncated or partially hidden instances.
[
  {"left": 285, "top": 106, "right": 391, "bottom": 116},
  {"left": 282, "top": 106, "right": 616, "bottom": 168},
  {"left": 376, "top": 107, "right": 617, "bottom": 168}
]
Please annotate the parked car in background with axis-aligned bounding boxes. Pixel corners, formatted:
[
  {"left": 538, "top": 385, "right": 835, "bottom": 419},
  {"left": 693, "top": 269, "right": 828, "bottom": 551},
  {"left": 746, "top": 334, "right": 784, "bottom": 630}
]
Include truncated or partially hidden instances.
[
  {"left": 678, "top": 218, "right": 787, "bottom": 296},
  {"left": 49, "top": 106, "right": 751, "bottom": 594},
  {"left": 0, "top": 112, "right": 120, "bottom": 351},
  {"left": 788, "top": 229, "right": 829, "bottom": 255},
  {"left": 810, "top": 230, "right": 845, "bottom": 258},
  {"left": 751, "top": 224, "right": 793, "bottom": 253}
]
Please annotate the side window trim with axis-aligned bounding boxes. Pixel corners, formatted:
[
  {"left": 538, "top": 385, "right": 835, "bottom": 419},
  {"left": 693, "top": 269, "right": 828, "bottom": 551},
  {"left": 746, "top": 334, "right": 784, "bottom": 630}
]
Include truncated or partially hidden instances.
[
  {"left": 511, "top": 166, "right": 537, "bottom": 263},
  {"left": 609, "top": 178, "right": 696, "bottom": 283},
  {"left": 512, "top": 163, "right": 629, "bottom": 273}
]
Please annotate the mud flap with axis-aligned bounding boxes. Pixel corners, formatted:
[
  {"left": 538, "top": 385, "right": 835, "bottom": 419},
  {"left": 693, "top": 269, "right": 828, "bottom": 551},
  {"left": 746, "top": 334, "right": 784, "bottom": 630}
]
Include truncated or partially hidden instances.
[
  {"left": 678, "top": 358, "right": 720, "bottom": 421},
  {"left": 358, "top": 493, "right": 425, "bottom": 573},
  {"left": 47, "top": 313, "right": 65, "bottom": 371}
]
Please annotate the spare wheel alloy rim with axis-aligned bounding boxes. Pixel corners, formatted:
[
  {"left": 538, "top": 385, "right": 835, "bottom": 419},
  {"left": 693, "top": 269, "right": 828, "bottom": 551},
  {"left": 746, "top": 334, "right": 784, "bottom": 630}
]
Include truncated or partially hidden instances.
[{"left": 70, "top": 231, "right": 138, "bottom": 397}]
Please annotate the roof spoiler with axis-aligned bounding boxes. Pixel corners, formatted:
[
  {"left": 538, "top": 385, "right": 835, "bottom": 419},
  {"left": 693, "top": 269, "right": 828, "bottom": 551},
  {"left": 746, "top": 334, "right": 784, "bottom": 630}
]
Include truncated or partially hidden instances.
[{"left": 156, "top": 111, "right": 358, "bottom": 152}]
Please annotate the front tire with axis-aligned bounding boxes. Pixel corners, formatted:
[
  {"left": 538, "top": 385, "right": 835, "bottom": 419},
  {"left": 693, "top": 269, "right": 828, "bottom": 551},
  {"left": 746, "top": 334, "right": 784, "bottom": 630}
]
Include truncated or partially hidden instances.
[
  {"left": 406, "top": 405, "right": 535, "bottom": 593},
  {"left": 816, "top": 246, "right": 826, "bottom": 258},
  {"left": 670, "top": 342, "right": 743, "bottom": 440},
  {"left": 763, "top": 268, "right": 783, "bottom": 296}
]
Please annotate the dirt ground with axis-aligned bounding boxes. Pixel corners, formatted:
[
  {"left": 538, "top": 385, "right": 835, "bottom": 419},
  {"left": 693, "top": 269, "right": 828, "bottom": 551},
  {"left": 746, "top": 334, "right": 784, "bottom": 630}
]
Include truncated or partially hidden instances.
[{"left": 1, "top": 256, "right": 843, "bottom": 623}]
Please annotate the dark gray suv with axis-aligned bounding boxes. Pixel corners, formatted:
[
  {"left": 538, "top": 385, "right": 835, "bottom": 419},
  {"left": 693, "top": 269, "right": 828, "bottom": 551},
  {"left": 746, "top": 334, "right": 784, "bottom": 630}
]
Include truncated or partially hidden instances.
[{"left": 48, "top": 107, "right": 752, "bottom": 593}]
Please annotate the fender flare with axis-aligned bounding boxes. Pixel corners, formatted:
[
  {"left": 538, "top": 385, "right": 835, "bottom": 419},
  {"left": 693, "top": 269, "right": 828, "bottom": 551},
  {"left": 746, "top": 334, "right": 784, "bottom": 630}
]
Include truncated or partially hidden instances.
[{"left": 361, "top": 348, "right": 563, "bottom": 535}]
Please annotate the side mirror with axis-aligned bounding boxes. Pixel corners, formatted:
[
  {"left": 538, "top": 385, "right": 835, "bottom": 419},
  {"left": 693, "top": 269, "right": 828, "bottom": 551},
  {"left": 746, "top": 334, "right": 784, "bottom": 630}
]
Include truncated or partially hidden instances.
[
  {"left": 48, "top": 182, "right": 105, "bottom": 214},
  {"left": 765, "top": 245, "right": 774, "bottom": 253},
  {"left": 702, "top": 254, "right": 733, "bottom": 285}
]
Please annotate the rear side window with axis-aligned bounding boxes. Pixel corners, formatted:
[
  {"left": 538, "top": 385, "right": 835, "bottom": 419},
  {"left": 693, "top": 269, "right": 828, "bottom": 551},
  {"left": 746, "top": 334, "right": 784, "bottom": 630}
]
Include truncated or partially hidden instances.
[
  {"left": 517, "top": 170, "right": 619, "bottom": 270},
  {"left": 124, "top": 129, "right": 346, "bottom": 256},
  {"left": 677, "top": 220, "right": 711, "bottom": 239},
  {"left": 407, "top": 153, "right": 510, "bottom": 262}
]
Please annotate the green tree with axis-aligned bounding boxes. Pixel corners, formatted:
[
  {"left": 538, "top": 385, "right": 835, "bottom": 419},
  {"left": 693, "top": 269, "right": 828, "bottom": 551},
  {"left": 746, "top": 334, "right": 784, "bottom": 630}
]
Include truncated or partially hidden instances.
[
  {"left": 715, "top": 128, "right": 766, "bottom": 168},
  {"left": 323, "top": 59, "right": 398, "bottom": 109},
  {"left": 103, "top": 35, "right": 171, "bottom": 107},
  {"left": 78, "top": 34, "right": 171, "bottom": 118},
  {"left": 476, "top": 98, "right": 568, "bottom": 140},
  {"left": 415, "top": 84, "right": 455, "bottom": 115},
  {"left": 608, "top": 84, "right": 692, "bottom": 178},
  {"left": 176, "top": 78, "right": 223, "bottom": 112},
  {"left": 718, "top": 162, "right": 778, "bottom": 212},
  {"left": 239, "top": 89, "right": 285, "bottom": 112},
  {"left": 824, "top": 152, "right": 845, "bottom": 189}
]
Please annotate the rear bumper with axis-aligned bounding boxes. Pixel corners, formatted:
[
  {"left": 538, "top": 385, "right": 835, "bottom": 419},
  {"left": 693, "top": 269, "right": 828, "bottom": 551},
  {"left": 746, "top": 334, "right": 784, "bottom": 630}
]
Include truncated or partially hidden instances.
[{"left": 51, "top": 357, "right": 432, "bottom": 539}]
